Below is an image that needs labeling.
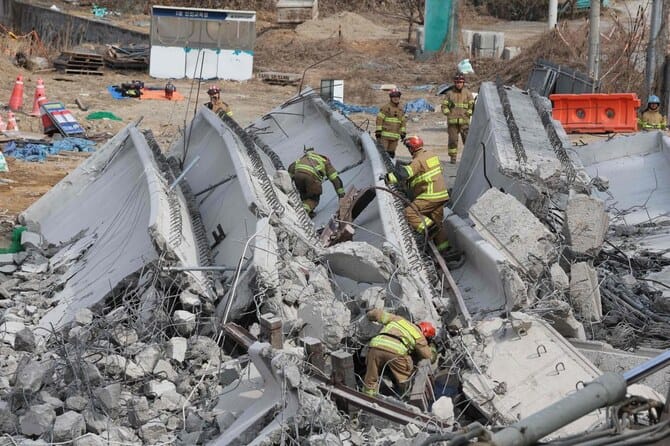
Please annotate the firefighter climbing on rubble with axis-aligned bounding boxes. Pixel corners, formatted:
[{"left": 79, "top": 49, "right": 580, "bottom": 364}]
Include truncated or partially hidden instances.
[
  {"left": 638, "top": 95, "right": 667, "bottom": 130},
  {"left": 205, "top": 85, "right": 233, "bottom": 117},
  {"left": 442, "top": 73, "right": 474, "bottom": 164},
  {"left": 375, "top": 88, "right": 407, "bottom": 159},
  {"left": 288, "top": 147, "right": 346, "bottom": 218},
  {"left": 383, "top": 135, "right": 456, "bottom": 258},
  {"left": 363, "top": 308, "right": 436, "bottom": 397}
]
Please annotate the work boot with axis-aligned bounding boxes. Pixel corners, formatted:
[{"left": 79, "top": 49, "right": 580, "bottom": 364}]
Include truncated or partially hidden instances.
[
  {"left": 450, "top": 155, "right": 457, "bottom": 164},
  {"left": 441, "top": 247, "right": 465, "bottom": 269}
]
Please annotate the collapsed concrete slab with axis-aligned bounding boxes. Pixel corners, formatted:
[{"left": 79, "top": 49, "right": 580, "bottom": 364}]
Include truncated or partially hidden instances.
[
  {"left": 247, "top": 89, "right": 445, "bottom": 323},
  {"left": 461, "top": 313, "right": 605, "bottom": 437},
  {"left": 469, "top": 188, "right": 557, "bottom": 279},
  {"left": 451, "top": 82, "right": 590, "bottom": 219},
  {"left": 20, "top": 125, "right": 214, "bottom": 330}
]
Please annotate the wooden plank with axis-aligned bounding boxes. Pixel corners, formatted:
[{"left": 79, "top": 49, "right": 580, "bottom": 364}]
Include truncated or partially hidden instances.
[{"left": 63, "top": 69, "right": 104, "bottom": 76}]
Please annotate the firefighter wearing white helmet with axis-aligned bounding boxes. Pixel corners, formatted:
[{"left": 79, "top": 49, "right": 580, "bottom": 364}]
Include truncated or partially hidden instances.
[
  {"left": 205, "top": 85, "right": 233, "bottom": 117},
  {"left": 639, "top": 95, "right": 666, "bottom": 130},
  {"left": 375, "top": 88, "right": 407, "bottom": 158}
]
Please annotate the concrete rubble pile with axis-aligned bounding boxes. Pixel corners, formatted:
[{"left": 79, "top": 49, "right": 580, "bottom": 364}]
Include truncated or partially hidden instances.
[{"left": 0, "top": 84, "right": 667, "bottom": 445}]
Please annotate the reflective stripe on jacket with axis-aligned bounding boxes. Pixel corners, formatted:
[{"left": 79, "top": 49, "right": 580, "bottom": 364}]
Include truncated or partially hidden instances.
[
  {"left": 367, "top": 309, "right": 432, "bottom": 359},
  {"left": 442, "top": 87, "right": 474, "bottom": 125},
  {"left": 376, "top": 102, "right": 407, "bottom": 140},
  {"left": 399, "top": 149, "right": 449, "bottom": 202},
  {"left": 639, "top": 110, "right": 667, "bottom": 130},
  {"left": 289, "top": 151, "right": 345, "bottom": 195}
]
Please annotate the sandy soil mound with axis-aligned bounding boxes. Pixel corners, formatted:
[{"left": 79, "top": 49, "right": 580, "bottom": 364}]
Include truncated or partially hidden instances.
[{"left": 295, "top": 11, "right": 393, "bottom": 41}]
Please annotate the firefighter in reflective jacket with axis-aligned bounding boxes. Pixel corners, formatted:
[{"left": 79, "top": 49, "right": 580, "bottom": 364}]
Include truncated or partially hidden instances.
[
  {"left": 288, "top": 147, "right": 345, "bottom": 217},
  {"left": 205, "top": 85, "right": 233, "bottom": 117},
  {"left": 384, "top": 135, "right": 451, "bottom": 253},
  {"left": 442, "top": 73, "right": 474, "bottom": 164},
  {"left": 363, "top": 308, "right": 436, "bottom": 396},
  {"left": 639, "top": 95, "right": 667, "bottom": 130},
  {"left": 376, "top": 88, "right": 407, "bottom": 158}
]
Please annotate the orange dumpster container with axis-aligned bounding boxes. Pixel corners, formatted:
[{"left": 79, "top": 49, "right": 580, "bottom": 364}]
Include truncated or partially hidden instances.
[{"left": 550, "top": 93, "right": 640, "bottom": 133}]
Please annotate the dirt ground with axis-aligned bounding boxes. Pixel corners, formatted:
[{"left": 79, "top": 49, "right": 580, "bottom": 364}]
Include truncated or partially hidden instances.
[{"left": 0, "top": 0, "right": 652, "bottom": 245}]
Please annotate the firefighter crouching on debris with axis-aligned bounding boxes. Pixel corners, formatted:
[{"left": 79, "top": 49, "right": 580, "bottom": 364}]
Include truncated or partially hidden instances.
[
  {"left": 363, "top": 308, "right": 436, "bottom": 396},
  {"left": 376, "top": 88, "right": 407, "bottom": 158},
  {"left": 384, "top": 135, "right": 452, "bottom": 255},
  {"left": 638, "top": 95, "right": 667, "bottom": 130},
  {"left": 442, "top": 73, "right": 474, "bottom": 164},
  {"left": 205, "top": 85, "right": 233, "bottom": 117},
  {"left": 288, "top": 147, "right": 345, "bottom": 218}
]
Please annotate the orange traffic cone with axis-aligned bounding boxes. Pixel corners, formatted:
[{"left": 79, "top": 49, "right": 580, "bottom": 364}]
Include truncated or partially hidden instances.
[
  {"left": 0, "top": 115, "right": 6, "bottom": 131},
  {"left": 32, "top": 78, "right": 45, "bottom": 105},
  {"left": 8, "top": 75, "right": 24, "bottom": 111},
  {"left": 31, "top": 91, "right": 47, "bottom": 116},
  {"left": 6, "top": 112, "right": 18, "bottom": 131}
]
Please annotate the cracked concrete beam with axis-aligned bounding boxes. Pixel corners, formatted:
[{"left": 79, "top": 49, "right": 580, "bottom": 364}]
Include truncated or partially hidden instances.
[{"left": 21, "top": 126, "right": 211, "bottom": 330}]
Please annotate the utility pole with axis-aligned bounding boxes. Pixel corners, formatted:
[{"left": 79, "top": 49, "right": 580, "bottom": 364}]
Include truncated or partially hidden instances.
[
  {"left": 587, "top": 0, "right": 600, "bottom": 90},
  {"left": 548, "top": 0, "right": 558, "bottom": 29},
  {"left": 645, "top": 0, "right": 663, "bottom": 104}
]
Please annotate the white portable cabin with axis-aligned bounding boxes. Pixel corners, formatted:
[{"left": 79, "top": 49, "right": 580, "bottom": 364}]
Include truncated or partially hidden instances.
[{"left": 150, "top": 5, "right": 256, "bottom": 80}]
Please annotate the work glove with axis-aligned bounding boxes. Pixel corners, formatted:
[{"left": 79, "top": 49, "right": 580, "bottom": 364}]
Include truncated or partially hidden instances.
[
  {"left": 400, "top": 132, "right": 406, "bottom": 140},
  {"left": 375, "top": 130, "right": 382, "bottom": 139},
  {"left": 430, "top": 343, "right": 438, "bottom": 363},
  {"left": 383, "top": 172, "right": 398, "bottom": 185}
]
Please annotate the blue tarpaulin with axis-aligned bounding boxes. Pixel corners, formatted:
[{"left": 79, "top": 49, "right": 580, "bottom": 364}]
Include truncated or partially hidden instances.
[
  {"left": 328, "top": 100, "right": 379, "bottom": 116},
  {"left": 4, "top": 137, "right": 96, "bottom": 162},
  {"left": 404, "top": 99, "right": 435, "bottom": 113}
]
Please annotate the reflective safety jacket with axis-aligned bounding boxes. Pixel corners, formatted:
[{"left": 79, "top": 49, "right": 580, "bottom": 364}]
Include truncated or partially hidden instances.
[
  {"left": 376, "top": 101, "right": 407, "bottom": 140},
  {"left": 367, "top": 309, "right": 432, "bottom": 359},
  {"left": 390, "top": 148, "right": 449, "bottom": 202},
  {"left": 441, "top": 87, "right": 474, "bottom": 125},
  {"left": 206, "top": 100, "right": 233, "bottom": 117},
  {"left": 288, "top": 151, "right": 345, "bottom": 196},
  {"left": 639, "top": 110, "right": 667, "bottom": 130}
]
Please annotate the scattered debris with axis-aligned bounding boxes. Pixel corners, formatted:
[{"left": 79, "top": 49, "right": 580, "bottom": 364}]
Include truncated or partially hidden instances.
[{"left": 53, "top": 49, "right": 104, "bottom": 75}]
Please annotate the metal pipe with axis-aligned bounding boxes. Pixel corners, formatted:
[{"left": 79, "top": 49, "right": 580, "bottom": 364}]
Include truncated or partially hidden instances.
[
  {"left": 170, "top": 155, "right": 200, "bottom": 191},
  {"left": 162, "top": 266, "right": 237, "bottom": 272},
  {"left": 587, "top": 0, "right": 601, "bottom": 87},
  {"left": 623, "top": 349, "right": 670, "bottom": 385},
  {"left": 548, "top": 0, "right": 558, "bottom": 29}
]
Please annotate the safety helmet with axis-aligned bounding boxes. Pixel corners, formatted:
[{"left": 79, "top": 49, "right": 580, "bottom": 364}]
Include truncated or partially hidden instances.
[
  {"left": 207, "top": 85, "right": 221, "bottom": 96},
  {"left": 389, "top": 88, "right": 402, "bottom": 98},
  {"left": 454, "top": 73, "right": 465, "bottom": 83},
  {"left": 403, "top": 135, "right": 424, "bottom": 153},
  {"left": 418, "top": 321, "right": 436, "bottom": 339},
  {"left": 648, "top": 95, "right": 661, "bottom": 105}
]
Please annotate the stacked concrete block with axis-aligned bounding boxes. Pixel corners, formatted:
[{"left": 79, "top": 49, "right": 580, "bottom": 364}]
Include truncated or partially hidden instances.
[
  {"left": 461, "top": 30, "right": 505, "bottom": 58},
  {"left": 569, "top": 262, "right": 603, "bottom": 322},
  {"left": 563, "top": 192, "right": 608, "bottom": 256},
  {"left": 469, "top": 188, "right": 556, "bottom": 279}
]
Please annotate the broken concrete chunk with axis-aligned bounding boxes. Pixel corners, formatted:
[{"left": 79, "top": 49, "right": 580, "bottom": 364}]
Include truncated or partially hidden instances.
[
  {"left": 14, "top": 327, "right": 36, "bottom": 352},
  {"left": 432, "top": 396, "right": 454, "bottom": 420},
  {"left": 550, "top": 263, "right": 570, "bottom": 290},
  {"left": 0, "top": 253, "right": 15, "bottom": 266},
  {"left": 469, "top": 189, "right": 556, "bottom": 278},
  {"left": 138, "top": 421, "right": 168, "bottom": 444},
  {"left": 298, "top": 297, "right": 351, "bottom": 349},
  {"left": 99, "top": 425, "right": 140, "bottom": 445},
  {"left": 53, "top": 411, "right": 86, "bottom": 442},
  {"left": 38, "top": 390, "right": 64, "bottom": 411},
  {"left": 111, "top": 326, "right": 139, "bottom": 347},
  {"left": 153, "top": 359, "right": 178, "bottom": 382},
  {"left": 0, "top": 320, "right": 26, "bottom": 347},
  {"left": 145, "top": 379, "right": 176, "bottom": 398},
  {"left": 73, "top": 308, "right": 94, "bottom": 326},
  {"left": 94, "top": 383, "right": 121, "bottom": 415},
  {"left": 253, "top": 217, "right": 280, "bottom": 289},
  {"left": 64, "top": 361, "right": 102, "bottom": 386},
  {"left": 219, "top": 360, "right": 241, "bottom": 386},
  {"left": 135, "top": 344, "right": 162, "bottom": 374},
  {"left": 14, "top": 359, "right": 46, "bottom": 393},
  {"left": 0, "top": 264, "right": 16, "bottom": 274},
  {"left": 563, "top": 192, "right": 608, "bottom": 256},
  {"left": 19, "top": 404, "right": 56, "bottom": 436},
  {"left": 166, "top": 337, "right": 187, "bottom": 363},
  {"left": 173, "top": 310, "right": 196, "bottom": 336},
  {"left": 541, "top": 299, "right": 586, "bottom": 340},
  {"left": 179, "top": 290, "right": 202, "bottom": 310},
  {"left": 570, "top": 262, "right": 603, "bottom": 322},
  {"left": 65, "top": 395, "right": 89, "bottom": 412},
  {"left": 322, "top": 241, "right": 393, "bottom": 283},
  {"left": 73, "top": 433, "right": 105, "bottom": 446},
  {"left": 20, "top": 231, "right": 43, "bottom": 250},
  {"left": 127, "top": 396, "right": 158, "bottom": 428}
]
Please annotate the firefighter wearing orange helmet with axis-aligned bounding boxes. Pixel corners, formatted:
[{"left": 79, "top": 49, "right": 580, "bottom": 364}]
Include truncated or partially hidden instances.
[
  {"left": 384, "top": 135, "right": 451, "bottom": 254},
  {"left": 363, "top": 308, "right": 436, "bottom": 396},
  {"left": 442, "top": 73, "right": 474, "bottom": 163},
  {"left": 205, "top": 85, "right": 233, "bottom": 117},
  {"left": 375, "top": 88, "right": 407, "bottom": 158}
]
